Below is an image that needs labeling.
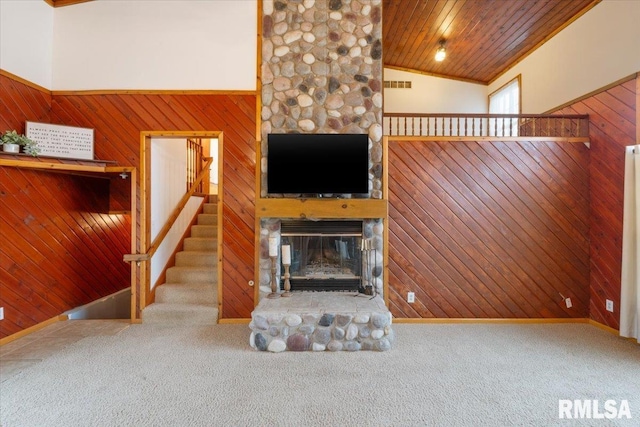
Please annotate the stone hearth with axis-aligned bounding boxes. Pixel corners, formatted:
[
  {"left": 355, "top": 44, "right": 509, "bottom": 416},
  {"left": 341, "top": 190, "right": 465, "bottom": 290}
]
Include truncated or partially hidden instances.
[{"left": 249, "top": 292, "right": 394, "bottom": 352}]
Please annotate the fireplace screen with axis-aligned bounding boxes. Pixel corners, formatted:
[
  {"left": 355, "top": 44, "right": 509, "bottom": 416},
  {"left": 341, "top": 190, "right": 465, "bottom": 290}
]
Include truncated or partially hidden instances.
[{"left": 281, "top": 220, "right": 363, "bottom": 292}]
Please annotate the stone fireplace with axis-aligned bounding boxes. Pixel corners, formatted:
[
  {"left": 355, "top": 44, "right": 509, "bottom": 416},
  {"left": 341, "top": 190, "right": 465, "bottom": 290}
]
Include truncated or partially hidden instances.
[
  {"left": 250, "top": 0, "right": 392, "bottom": 352},
  {"left": 258, "top": 218, "right": 384, "bottom": 299}
]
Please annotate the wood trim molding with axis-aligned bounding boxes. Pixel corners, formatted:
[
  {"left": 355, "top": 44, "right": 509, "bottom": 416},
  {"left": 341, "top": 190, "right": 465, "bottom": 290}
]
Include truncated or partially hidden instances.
[
  {"left": 394, "top": 318, "right": 591, "bottom": 324},
  {"left": 487, "top": 0, "right": 602, "bottom": 86},
  {"left": 254, "top": 0, "right": 264, "bottom": 308},
  {"left": 139, "top": 130, "right": 222, "bottom": 320},
  {"left": 2, "top": 69, "right": 258, "bottom": 97},
  {"left": 637, "top": 73, "right": 640, "bottom": 144},
  {"left": 387, "top": 136, "right": 590, "bottom": 143},
  {"left": 51, "top": 89, "right": 257, "bottom": 96},
  {"left": 47, "top": 0, "right": 94, "bottom": 8},
  {"left": 0, "top": 69, "right": 51, "bottom": 94},
  {"left": 383, "top": 64, "right": 486, "bottom": 86},
  {"left": 218, "top": 318, "right": 251, "bottom": 324},
  {"left": 0, "top": 315, "right": 67, "bottom": 346},
  {"left": 216, "top": 134, "right": 224, "bottom": 321},
  {"left": 488, "top": 74, "right": 522, "bottom": 113},
  {"left": 587, "top": 319, "right": 620, "bottom": 336},
  {"left": 545, "top": 72, "right": 639, "bottom": 114}
]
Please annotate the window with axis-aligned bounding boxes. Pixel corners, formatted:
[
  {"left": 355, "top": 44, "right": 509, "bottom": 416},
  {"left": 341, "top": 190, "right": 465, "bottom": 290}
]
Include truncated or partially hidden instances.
[{"left": 489, "top": 75, "right": 520, "bottom": 136}]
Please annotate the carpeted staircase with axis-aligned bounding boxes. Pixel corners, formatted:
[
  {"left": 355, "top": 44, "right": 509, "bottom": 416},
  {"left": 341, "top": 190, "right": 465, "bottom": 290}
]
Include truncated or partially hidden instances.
[{"left": 143, "top": 199, "right": 219, "bottom": 326}]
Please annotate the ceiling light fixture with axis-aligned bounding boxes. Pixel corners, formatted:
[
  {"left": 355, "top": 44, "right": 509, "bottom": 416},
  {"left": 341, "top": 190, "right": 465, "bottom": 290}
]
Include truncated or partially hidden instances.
[{"left": 435, "top": 41, "right": 446, "bottom": 62}]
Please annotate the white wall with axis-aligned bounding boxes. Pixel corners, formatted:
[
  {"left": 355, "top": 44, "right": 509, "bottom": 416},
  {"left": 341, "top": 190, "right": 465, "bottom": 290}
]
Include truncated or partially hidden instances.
[
  {"left": 489, "top": 0, "right": 640, "bottom": 113},
  {"left": 52, "top": 0, "right": 256, "bottom": 90},
  {"left": 383, "top": 68, "right": 488, "bottom": 114},
  {"left": 0, "top": 0, "right": 53, "bottom": 89},
  {"left": 150, "top": 138, "right": 202, "bottom": 289}
]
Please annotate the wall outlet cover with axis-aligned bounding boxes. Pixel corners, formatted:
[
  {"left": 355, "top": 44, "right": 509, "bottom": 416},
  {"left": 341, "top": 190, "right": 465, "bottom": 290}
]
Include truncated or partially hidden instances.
[
  {"left": 0, "top": 307, "right": 4, "bottom": 320},
  {"left": 407, "top": 292, "right": 415, "bottom": 303},
  {"left": 565, "top": 298, "right": 572, "bottom": 309},
  {"left": 606, "top": 299, "right": 614, "bottom": 312}
]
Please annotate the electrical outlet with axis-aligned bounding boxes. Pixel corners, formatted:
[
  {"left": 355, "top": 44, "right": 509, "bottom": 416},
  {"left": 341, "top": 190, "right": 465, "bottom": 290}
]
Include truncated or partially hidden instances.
[
  {"left": 565, "top": 298, "right": 572, "bottom": 309},
  {"left": 407, "top": 292, "right": 415, "bottom": 303},
  {"left": 0, "top": 307, "right": 4, "bottom": 320},
  {"left": 606, "top": 299, "right": 614, "bottom": 312}
]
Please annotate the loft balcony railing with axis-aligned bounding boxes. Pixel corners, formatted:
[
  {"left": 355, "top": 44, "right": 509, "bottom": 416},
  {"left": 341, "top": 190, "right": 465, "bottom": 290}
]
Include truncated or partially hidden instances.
[{"left": 383, "top": 114, "right": 589, "bottom": 138}]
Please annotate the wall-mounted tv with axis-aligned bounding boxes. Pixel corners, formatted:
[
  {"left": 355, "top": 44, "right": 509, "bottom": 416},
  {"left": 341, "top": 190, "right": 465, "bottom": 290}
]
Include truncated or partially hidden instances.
[{"left": 267, "top": 133, "right": 369, "bottom": 196}]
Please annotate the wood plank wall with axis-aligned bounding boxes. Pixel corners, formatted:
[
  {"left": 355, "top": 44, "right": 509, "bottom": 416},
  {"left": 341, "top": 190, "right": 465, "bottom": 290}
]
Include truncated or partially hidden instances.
[
  {"left": 1, "top": 73, "right": 256, "bottom": 338},
  {"left": 388, "top": 139, "right": 590, "bottom": 319},
  {"left": 0, "top": 74, "right": 131, "bottom": 337},
  {"left": 554, "top": 77, "right": 637, "bottom": 330},
  {"left": 50, "top": 92, "right": 257, "bottom": 319}
]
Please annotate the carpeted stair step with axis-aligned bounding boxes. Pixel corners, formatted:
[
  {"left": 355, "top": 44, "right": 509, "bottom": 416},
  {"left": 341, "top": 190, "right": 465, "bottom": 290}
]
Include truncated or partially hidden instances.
[
  {"left": 197, "top": 213, "right": 217, "bottom": 225},
  {"left": 183, "top": 237, "right": 216, "bottom": 252},
  {"left": 203, "top": 203, "right": 217, "bottom": 214},
  {"left": 155, "top": 283, "right": 217, "bottom": 305},
  {"left": 142, "top": 302, "right": 218, "bottom": 326},
  {"left": 166, "top": 266, "right": 216, "bottom": 284},
  {"left": 191, "top": 225, "right": 217, "bottom": 238},
  {"left": 175, "top": 250, "right": 217, "bottom": 267}
]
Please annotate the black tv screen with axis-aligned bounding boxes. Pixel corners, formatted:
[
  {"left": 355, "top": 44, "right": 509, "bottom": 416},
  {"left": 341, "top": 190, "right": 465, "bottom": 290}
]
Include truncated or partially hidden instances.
[{"left": 267, "top": 133, "right": 369, "bottom": 195}]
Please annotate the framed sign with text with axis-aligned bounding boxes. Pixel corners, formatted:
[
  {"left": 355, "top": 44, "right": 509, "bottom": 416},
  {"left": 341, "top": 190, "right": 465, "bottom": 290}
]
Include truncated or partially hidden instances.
[{"left": 25, "top": 121, "right": 94, "bottom": 160}]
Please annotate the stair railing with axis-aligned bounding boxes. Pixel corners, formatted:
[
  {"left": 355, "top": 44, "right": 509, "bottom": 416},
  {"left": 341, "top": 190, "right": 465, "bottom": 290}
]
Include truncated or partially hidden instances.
[
  {"left": 146, "top": 155, "right": 213, "bottom": 259},
  {"left": 186, "top": 138, "right": 205, "bottom": 193}
]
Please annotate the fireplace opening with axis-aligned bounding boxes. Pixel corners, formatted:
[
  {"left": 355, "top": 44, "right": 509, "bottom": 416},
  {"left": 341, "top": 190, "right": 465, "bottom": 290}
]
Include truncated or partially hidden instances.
[{"left": 280, "top": 220, "right": 363, "bottom": 292}]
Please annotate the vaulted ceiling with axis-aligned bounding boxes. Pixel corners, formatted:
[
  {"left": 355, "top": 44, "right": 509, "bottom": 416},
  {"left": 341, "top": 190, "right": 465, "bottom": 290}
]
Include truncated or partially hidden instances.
[
  {"left": 382, "top": 0, "right": 600, "bottom": 84},
  {"left": 46, "top": 0, "right": 601, "bottom": 85}
]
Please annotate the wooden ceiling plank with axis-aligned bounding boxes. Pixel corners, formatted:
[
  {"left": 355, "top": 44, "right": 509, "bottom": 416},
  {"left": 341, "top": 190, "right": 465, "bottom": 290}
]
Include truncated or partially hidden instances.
[
  {"left": 447, "top": 2, "right": 492, "bottom": 83},
  {"left": 394, "top": 0, "right": 449, "bottom": 64},
  {"left": 390, "top": 0, "right": 446, "bottom": 67},
  {"left": 399, "top": 0, "right": 461, "bottom": 74},
  {"left": 446, "top": 0, "right": 534, "bottom": 82},
  {"left": 471, "top": 0, "right": 580, "bottom": 82},
  {"left": 425, "top": 0, "right": 497, "bottom": 80},
  {"left": 383, "top": 0, "right": 600, "bottom": 83},
  {"left": 384, "top": 0, "right": 430, "bottom": 66}
]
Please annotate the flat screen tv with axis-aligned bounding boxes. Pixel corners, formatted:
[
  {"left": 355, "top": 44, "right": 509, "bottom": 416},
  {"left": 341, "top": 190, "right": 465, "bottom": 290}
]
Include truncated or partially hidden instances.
[{"left": 267, "top": 133, "right": 369, "bottom": 196}]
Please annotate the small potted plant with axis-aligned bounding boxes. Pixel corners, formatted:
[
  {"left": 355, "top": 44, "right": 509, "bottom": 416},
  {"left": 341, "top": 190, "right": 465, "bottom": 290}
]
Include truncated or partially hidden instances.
[{"left": 1, "top": 130, "right": 40, "bottom": 156}]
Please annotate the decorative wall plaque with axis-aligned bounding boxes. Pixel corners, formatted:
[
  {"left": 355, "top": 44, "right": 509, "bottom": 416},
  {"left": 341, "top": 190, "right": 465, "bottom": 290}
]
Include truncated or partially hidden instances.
[{"left": 25, "top": 121, "right": 94, "bottom": 160}]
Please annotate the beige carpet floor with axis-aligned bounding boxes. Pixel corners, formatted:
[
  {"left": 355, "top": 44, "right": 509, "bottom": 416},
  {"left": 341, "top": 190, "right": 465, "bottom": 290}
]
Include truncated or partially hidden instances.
[{"left": 1, "top": 321, "right": 639, "bottom": 426}]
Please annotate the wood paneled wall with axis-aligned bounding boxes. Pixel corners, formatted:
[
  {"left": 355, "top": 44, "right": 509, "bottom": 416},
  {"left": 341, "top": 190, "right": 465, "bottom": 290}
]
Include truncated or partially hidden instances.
[
  {"left": 554, "top": 76, "right": 637, "bottom": 330},
  {"left": 1, "top": 74, "right": 51, "bottom": 133},
  {"left": 1, "top": 74, "right": 130, "bottom": 337},
  {"left": 50, "top": 92, "right": 257, "bottom": 319},
  {"left": 0, "top": 170, "right": 130, "bottom": 337},
  {"left": 388, "top": 139, "right": 590, "bottom": 319},
  {"left": 1, "top": 73, "right": 256, "bottom": 337}
]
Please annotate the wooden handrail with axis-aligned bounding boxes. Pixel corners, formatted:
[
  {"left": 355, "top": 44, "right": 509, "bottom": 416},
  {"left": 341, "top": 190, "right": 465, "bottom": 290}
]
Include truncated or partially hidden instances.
[{"left": 145, "top": 156, "right": 213, "bottom": 258}]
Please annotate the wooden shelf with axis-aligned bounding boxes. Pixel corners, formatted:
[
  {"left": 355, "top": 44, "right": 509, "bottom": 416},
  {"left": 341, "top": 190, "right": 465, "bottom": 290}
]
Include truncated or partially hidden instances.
[{"left": 0, "top": 153, "right": 130, "bottom": 175}]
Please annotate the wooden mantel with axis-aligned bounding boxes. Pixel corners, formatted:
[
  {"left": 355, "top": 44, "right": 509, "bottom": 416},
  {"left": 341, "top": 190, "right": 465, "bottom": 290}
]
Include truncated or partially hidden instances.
[{"left": 255, "top": 198, "right": 387, "bottom": 220}]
